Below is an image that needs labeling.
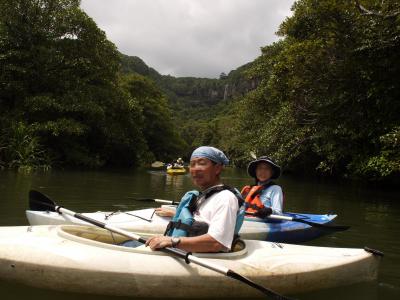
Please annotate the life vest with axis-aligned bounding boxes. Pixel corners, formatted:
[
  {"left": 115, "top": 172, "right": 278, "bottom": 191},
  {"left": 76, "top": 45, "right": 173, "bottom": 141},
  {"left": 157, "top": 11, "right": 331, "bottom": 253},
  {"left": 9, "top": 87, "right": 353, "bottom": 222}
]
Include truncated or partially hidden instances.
[
  {"left": 164, "top": 185, "right": 245, "bottom": 238},
  {"left": 241, "top": 182, "right": 276, "bottom": 214}
]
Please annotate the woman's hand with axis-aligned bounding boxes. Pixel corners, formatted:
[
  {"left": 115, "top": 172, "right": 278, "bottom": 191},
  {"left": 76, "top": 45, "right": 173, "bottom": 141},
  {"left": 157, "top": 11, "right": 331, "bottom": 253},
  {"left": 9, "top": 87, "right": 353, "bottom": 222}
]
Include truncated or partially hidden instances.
[{"left": 254, "top": 207, "right": 273, "bottom": 218}]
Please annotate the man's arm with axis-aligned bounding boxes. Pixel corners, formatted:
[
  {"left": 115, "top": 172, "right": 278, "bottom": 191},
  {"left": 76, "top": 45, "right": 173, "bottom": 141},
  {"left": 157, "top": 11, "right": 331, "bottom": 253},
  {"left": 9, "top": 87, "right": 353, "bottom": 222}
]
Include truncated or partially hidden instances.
[{"left": 145, "top": 234, "right": 225, "bottom": 253}]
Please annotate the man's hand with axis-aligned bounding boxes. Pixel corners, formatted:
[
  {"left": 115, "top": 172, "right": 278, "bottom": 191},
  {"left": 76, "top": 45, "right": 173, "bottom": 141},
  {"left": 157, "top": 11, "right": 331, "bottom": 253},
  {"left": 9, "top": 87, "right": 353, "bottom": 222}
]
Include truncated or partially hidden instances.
[
  {"left": 254, "top": 207, "right": 273, "bottom": 218},
  {"left": 145, "top": 235, "right": 173, "bottom": 250}
]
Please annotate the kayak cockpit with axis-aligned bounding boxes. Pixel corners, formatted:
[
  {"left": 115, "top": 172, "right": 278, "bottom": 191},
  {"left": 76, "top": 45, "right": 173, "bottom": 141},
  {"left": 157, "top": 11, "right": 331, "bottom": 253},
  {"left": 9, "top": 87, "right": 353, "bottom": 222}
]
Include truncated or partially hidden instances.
[{"left": 57, "top": 225, "right": 248, "bottom": 258}]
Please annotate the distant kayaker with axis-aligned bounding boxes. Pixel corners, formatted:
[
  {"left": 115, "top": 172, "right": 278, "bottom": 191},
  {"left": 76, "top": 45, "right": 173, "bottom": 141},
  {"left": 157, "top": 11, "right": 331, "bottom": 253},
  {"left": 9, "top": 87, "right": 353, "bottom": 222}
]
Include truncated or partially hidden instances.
[
  {"left": 146, "top": 146, "right": 244, "bottom": 253},
  {"left": 241, "top": 156, "right": 283, "bottom": 218},
  {"left": 168, "top": 157, "right": 184, "bottom": 169},
  {"left": 176, "top": 157, "right": 184, "bottom": 166}
]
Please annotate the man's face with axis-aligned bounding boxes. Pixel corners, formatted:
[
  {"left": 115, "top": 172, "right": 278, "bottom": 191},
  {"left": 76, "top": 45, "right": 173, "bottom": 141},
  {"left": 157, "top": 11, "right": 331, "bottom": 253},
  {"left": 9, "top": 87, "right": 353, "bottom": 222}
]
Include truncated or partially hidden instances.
[{"left": 189, "top": 157, "right": 222, "bottom": 190}]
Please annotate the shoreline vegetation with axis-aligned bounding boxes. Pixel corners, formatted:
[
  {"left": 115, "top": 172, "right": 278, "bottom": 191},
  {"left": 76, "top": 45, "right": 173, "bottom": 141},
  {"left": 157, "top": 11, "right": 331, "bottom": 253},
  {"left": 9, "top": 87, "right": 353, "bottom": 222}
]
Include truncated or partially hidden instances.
[{"left": 1, "top": 0, "right": 399, "bottom": 184}]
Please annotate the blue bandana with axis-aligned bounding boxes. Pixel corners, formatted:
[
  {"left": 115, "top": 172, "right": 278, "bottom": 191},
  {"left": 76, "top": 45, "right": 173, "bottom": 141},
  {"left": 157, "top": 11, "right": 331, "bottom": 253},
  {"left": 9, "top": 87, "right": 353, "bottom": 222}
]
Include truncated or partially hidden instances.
[{"left": 190, "top": 146, "right": 229, "bottom": 166}]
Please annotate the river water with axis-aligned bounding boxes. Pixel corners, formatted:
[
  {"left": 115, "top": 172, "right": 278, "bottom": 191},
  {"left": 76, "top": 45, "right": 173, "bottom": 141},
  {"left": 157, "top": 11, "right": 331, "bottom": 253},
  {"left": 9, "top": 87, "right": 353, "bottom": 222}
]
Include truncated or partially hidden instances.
[{"left": 0, "top": 168, "right": 399, "bottom": 299}]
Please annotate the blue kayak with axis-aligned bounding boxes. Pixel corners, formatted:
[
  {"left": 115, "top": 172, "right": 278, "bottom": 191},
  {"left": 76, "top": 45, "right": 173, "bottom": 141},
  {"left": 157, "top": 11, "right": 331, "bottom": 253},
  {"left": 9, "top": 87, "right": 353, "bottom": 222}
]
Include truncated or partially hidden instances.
[{"left": 243, "top": 212, "right": 339, "bottom": 243}]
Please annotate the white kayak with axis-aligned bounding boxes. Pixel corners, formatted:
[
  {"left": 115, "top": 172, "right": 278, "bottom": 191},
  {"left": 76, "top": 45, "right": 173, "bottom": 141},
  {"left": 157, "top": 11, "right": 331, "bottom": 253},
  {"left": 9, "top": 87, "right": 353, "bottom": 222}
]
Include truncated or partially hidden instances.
[
  {"left": 0, "top": 225, "right": 380, "bottom": 298},
  {"left": 26, "top": 206, "right": 340, "bottom": 243}
]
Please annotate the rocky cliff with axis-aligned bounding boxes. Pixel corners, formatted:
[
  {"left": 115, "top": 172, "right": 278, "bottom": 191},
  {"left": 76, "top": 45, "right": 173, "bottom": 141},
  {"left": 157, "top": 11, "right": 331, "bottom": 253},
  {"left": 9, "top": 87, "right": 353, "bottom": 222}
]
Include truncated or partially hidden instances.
[{"left": 120, "top": 54, "right": 258, "bottom": 106}]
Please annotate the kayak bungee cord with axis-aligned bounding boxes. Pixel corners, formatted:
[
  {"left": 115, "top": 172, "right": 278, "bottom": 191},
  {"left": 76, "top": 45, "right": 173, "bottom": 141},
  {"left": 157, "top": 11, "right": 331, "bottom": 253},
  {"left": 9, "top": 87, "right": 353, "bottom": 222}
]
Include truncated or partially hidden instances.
[
  {"left": 104, "top": 210, "right": 120, "bottom": 220},
  {"left": 104, "top": 210, "right": 154, "bottom": 223},
  {"left": 29, "top": 190, "right": 294, "bottom": 300},
  {"left": 122, "top": 211, "right": 154, "bottom": 222}
]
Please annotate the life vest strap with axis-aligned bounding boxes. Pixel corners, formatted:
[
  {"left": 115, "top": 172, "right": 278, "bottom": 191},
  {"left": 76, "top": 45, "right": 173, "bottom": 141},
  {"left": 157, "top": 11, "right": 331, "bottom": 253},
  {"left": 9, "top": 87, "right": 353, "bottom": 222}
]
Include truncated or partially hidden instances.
[
  {"left": 164, "top": 220, "right": 194, "bottom": 236},
  {"left": 167, "top": 185, "right": 245, "bottom": 238},
  {"left": 165, "top": 220, "right": 210, "bottom": 237},
  {"left": 189, "top": 185, "right": 244, "bottom": 214},
  {"left": 243, "top": 181, "right": 277, "bottom": 213}
]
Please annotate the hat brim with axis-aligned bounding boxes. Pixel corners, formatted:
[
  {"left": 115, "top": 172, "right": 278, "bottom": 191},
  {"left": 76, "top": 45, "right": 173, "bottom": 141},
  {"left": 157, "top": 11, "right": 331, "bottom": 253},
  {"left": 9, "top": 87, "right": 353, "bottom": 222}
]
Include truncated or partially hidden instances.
[{"left": 247, "top": 159, "right": 281, "bottom": 180}]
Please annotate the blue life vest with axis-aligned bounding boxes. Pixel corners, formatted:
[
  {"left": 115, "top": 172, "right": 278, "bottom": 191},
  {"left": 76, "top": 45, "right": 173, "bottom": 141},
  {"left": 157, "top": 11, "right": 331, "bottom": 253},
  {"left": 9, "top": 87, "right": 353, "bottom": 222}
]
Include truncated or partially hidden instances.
[{"left": 164, "top": 186, "right": 245, "bottom": 238}]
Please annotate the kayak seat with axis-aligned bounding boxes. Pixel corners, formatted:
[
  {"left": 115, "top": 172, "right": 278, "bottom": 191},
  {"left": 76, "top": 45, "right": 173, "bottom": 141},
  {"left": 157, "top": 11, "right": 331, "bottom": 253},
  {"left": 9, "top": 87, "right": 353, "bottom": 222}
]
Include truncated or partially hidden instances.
[
  {"left": 231, "top": 238, "right": 245, "bottom": 252},
  {"left": 119, "top": 239, "right": 144, "bottom": 248}
]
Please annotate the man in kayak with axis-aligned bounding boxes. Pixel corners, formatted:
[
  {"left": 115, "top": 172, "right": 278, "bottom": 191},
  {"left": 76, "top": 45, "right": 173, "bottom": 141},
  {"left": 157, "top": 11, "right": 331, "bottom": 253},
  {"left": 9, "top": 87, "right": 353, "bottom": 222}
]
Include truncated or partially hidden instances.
[
  {"left": 146, "top": 146, "right": 244, "bottom": 253},
  {"left": 168, "top": 157, "right": 184, "bottom": 169},
  {"left": 241, "top": 156, "right": 283, "bottom": 218},
  {"left": 175, "top": 157, "right": 184, "bottom": 167}
]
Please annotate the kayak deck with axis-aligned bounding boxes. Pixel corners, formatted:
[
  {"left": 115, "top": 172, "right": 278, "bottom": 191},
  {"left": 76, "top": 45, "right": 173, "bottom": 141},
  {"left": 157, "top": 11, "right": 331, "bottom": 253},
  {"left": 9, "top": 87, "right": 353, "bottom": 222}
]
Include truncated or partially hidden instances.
[{"left": 0, "top": 225, "right": 380, "bottom": 298}]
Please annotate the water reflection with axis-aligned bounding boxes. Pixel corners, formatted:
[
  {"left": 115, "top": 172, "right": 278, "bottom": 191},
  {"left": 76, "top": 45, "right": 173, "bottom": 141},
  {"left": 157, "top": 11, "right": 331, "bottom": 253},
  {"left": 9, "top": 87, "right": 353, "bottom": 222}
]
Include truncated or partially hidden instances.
[
  {"left": 165, "top": 173, "right": 185, "bottom": 189},
  {"left": 146, "top": 170, "right": 191, "bottom": 202},
  {"left": 0, "top": 169, "right": 399, "bottom": 300}
]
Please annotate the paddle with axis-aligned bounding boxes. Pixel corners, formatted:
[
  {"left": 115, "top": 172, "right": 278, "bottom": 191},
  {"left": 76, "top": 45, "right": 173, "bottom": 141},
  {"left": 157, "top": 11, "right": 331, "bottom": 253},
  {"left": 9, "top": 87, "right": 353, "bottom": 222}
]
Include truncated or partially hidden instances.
[
  {"left": 127, "top": 197, "right": 179, "bottom": 205},
  {"left": 128, "top": 197, "right": 349, "bottom": 231},
  {"left": 29, "top": 190, "right": 293, "bottom": 300},
  {"left": 245, "top": 212, "right": 350, "bottom": 231}
]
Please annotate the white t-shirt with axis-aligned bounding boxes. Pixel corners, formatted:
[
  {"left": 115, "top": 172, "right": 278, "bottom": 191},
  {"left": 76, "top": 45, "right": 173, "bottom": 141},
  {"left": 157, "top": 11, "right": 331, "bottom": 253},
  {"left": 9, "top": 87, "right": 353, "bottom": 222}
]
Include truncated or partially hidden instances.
[{"left": 193, "top": 189, "right": 239, "bottom": 250}]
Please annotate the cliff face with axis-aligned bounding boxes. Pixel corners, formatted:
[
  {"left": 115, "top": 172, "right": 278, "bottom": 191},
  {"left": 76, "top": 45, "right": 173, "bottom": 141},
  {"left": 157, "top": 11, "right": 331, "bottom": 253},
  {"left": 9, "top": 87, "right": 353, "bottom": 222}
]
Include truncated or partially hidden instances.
[
  {"left": 158, "top": 78, "right": 259, "bottom": 105},
  {"left": 222, "top": 78, "right": 259, "bottom": 101},
  {"left": 120, "top": 53, "right": 259, "bottom": 105}
]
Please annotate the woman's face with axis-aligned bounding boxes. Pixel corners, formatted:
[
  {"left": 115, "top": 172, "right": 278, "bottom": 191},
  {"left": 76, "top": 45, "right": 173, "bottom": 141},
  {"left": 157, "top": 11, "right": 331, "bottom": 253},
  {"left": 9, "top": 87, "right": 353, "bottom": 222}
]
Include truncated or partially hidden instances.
[{"left": 255, "top": 162, "right": 273, "bottom": 182}]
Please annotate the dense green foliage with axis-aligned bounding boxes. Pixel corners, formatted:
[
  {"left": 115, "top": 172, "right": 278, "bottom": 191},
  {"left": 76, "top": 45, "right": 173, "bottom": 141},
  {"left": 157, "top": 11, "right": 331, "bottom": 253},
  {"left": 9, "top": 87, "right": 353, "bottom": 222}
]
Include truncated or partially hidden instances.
[
  {"left": 0, "top": 0, "right": 182, "bottom": 169},
  {"left": 1, "top": 0, "right": 398, "bottom": 183},
  {"left": 229, "top": 0, "right": 400, "bottom": 181},
  {"left": 119, "top": 73, "right": 186, "bottom": 162}
]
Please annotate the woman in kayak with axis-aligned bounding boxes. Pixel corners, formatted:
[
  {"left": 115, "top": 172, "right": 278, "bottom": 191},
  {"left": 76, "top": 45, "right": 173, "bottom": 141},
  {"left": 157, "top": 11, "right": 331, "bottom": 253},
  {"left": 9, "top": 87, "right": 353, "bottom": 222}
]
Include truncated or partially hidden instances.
[
  {"left": 241, "top": 156, "right": 283, "bottom": 218},
  {"left": 146, "top": 146, "right": 244, "bottom": 253}
]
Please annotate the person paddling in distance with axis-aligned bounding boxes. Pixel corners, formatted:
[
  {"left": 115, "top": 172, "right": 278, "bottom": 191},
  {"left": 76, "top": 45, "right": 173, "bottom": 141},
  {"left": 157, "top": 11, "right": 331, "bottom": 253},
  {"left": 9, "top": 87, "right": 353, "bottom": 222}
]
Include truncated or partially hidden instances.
[
  {"left": 175, "top": 157, "right": 184, "bottom": 167},
  {"left": 146, "top": 146, "right": 245, "bottom": 253},
  {"left": 167, "top": 157, "right": 184, "bottom": 169},
  {"left": 241, "top": 156, "right": 283, "bottom": 218}
]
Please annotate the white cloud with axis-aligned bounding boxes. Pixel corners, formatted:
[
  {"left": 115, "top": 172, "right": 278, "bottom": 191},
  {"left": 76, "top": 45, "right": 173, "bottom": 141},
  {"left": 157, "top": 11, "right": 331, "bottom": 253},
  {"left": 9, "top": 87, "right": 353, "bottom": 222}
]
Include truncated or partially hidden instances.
[{"left": 81, "top": 0, "right": 294, "bottom": 78}]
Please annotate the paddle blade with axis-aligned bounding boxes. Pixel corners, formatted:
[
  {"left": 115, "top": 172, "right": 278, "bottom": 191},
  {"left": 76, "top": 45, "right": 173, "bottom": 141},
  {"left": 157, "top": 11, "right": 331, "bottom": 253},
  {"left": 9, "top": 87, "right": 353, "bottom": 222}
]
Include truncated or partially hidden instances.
[
  {"left": 322, "top": 224, "right": 350, "bottom": 231},
  {"left": 29, "top": 190, "right": 56, "bottom": 212},
  {"left": 293, "top": 218, "right": 350, "bottom": 231},
  {"left": 227, "top": 270, "right": 293, "bottom": 300}
]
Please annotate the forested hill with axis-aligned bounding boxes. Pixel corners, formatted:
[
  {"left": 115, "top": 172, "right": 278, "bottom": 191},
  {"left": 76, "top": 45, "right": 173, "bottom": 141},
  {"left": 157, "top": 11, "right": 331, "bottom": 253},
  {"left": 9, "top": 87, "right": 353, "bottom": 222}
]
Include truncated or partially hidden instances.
[
  {"left": 0, "top": 0, "right": 186, "bottom": 170},
  {"left": 120, "top": 54, "right": 258, "bottom": 106},
  {"left": 1, "top": 0, "right": 399, "bottom": 184}
]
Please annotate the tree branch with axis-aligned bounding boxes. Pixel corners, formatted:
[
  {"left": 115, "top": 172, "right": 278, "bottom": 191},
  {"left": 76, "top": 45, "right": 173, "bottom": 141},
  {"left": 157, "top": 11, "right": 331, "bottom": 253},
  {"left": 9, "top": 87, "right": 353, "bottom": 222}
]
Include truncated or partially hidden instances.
[{"left": 355, "top": 0, "right": 400, "bottom": 18}]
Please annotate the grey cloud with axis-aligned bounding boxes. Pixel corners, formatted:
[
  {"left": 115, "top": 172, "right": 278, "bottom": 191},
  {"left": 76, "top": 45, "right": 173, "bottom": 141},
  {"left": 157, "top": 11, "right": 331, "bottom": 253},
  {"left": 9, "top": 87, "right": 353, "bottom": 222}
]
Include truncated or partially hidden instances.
[{"left": 81, "top": 0, "right": 295, "bottom": 78}]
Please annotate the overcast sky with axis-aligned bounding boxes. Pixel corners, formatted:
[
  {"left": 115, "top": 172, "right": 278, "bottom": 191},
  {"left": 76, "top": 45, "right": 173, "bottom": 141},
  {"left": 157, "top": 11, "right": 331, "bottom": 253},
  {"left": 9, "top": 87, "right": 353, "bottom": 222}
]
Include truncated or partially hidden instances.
[{"left": 80, "top": 0, "right": 295, "bottom": 78}]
